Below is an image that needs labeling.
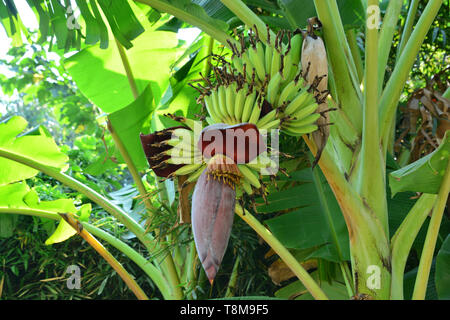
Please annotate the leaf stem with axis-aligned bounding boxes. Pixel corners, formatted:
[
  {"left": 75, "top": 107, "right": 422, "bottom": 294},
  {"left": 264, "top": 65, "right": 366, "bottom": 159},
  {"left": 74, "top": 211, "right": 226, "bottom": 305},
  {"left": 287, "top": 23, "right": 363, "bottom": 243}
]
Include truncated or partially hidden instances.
[
  {"left": 115, "top": 38, "right": 139, "bottom": 99},
  {"left": 379, "top": 0, "right": 443, "bottom": 151},
  {"left": 345, "top": 29, "right": 363, "bottom": 84},
  {"left": 390, "top": 193, "right": 437, "bottom": 300},
  {"left": 412, "top": 159, "right": 450, "bottom": 300},
  {"left": 225, "top": 256, "right": 240, "bottom": 297},
  {"left": 0, "top": 208, "right": 176, "bottom": 299},
  {"left": 235, "top": 205, "right": 328, "bottom": 300},
  {"left": 377, "top": 0, "right": 403, "bottom": 94},
  {"left": 134, "top": 0, "right": 235, "bottom": 47},
  {"left": 396, "top": 0, "right": 419, "bottom": 60},
  {"left": 0, "top": 147, "right": 158, "bottom": 253},
  {"left": 59, "top": 213, "right": 149, "bottom": 300},
  {"left": 357, "top": 0, "right": 389, "bottom": 235},
  {"left": 112, "top": 38, "right": 183, "bottom": 299},
  {"left": 220, "top": 0, "right": 275, "bottom": 44}
]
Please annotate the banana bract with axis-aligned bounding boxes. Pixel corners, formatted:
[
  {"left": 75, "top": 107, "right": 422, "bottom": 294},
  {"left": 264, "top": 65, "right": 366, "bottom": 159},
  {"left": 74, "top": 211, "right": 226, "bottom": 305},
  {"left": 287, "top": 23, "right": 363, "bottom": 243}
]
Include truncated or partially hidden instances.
[
  {"left": 139, "top": 126, "right": 188, "bottom": 177},
  {"left": 191, "top": 154, "right": 240, "bottom": 283}
]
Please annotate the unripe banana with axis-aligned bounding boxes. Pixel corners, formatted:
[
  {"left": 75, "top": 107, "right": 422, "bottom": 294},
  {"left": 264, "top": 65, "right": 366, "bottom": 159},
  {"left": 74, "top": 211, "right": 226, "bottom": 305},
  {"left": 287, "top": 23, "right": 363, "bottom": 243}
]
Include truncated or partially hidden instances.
[
  {"left": 283, "top": 124, "right": 318, "bottom": 136},
  {"left": 218, "top": 85, "right": 231, "bottom": 121},
  {"left": 174, "top": 163, "right": 203, "bottom": 176},
  {"left": 248, "top": 100, "right": 262, "bottom": 124},
  {"left": 241, "top": 52, "right": 257, "bottom": 83},
  {"left": 284, "top": 90, "right": 310, "bottom": 115},
  {"left": 285, "top": 33, "right": 302, "bottom": 83},
  {"left": 256, "top": 109, "right": 277, "bottom": 128},
  {"left": 234, "top": 87, "right": 246, "bottom": 122},
  {"left": 270, "top": 48, "right": 282, "bottom": 78},
  {"left": 211, "top": 90, "right": 225, "bottom": 121},
  {"left": 285, "top": 113, "right": 320, "bottom": 128},
  {"left": 238, "top": 164, "right": 261, "bottom": 188},
  {"left": 281, "top": 51, "right": 292, "bottom": 84},
  {"left": 291, "top": 102, "right": 319, "bottom": 120},
  {"left": 249, "top": 42, "right": 266, "bottom": 82},
  {"left": 226, "top": 82, "right": 237, "bottom": 121},
  {"left": 266, "top": 71, "right": 283, "bottom": 105},
  {"left": 265, "top": 44, "right": 273, "bottom": 77},
  {"left": 232, "top": 54, "right": 244, "bottom": 75},
  {"left": 241, "top": 90, "right": 257, "bottom": 123},
  {"left": 206, "top": 116, "right": 215, "bottom": 126},
  {"left": 277, "top": 77, "right": 305, "bottom": 106},
  {"left": 259, "top": 118, "right": 280, "bottom": 130},
  {"left": 204, "top": 94, "right": 221, "bottom": 124},
  {"left": 185, "top": 164, "right": 206, "bottom": 183},
  {"left": 241, "top": 179, "right": 253, "bottom": 194}
]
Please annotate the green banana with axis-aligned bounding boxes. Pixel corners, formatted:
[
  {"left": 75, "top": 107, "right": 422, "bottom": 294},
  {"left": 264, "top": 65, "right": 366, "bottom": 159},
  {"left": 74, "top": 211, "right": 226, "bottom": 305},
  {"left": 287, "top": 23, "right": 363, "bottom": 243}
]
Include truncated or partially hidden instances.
[
  {"left": 256, "top": 109, "right": 277, "bottom": 128},
  {"left": 284, "top": 113, "right": 320, "bottom": 128},
  {"left": 266, "top": 71, "right": 283, "bottom": 105},
  {"left": 259, "top": 118, "right": 280, "bottom": 130},
  {"left": 291, "top": 102, "right": 318, "bottom": 121},
  {"left": 226, "top": 82, "right": 237, "bottom": 121},
  {"left": 174, "top": 163, "right": 204, "bottom": 176},
  {"left": 238, "top": 164, "right": 261, "bottom": 188},
  {"left": 234, "top": 86, "right": 246, "bottom": 123},
  {"left": 282, "top": 124, "right": 318, "bottom": 136},
  {"left": 248, "top": 99, "right": 262, "bottom": 124},
  {"left": 241, "top": 90, "right": 257, "bottom": 123},
  {"left": 284, "top": 89, "right": 311, "bottom": 115}
]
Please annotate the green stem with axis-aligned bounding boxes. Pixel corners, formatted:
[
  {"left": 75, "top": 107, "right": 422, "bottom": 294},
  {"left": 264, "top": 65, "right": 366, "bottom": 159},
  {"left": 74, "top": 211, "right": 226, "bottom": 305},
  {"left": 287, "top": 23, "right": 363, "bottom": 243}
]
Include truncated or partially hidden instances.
[
  {"left": 396, "top": 0, "right": 419, "bottom": 60},
  {"left": 390, "top": 193, "right": 437, "bottom": 300},
  {"left": 0, "top": 147, "right": 158, "bottom": 254},
  {"left": 107, "top": 120, "right": 155, "bottom": 216},
  {"left": 235, "top": 205, "right": 328, "bottom": 300},
  {"left": 225, "top": 256, "right": 240, "bottom": 297},
  {"left": 184, "top": 240, "right": 198, "bottom": 299},
  {"left": 345, "top": 29, "right": 363, "bottom": 84},
  {"left": 0, "top": 208, "right": 175, "bottom": 298},
  {"left": 327, "top": 1, "right": 362, "bottom": 101},
  {"left": 112, "top": 38, "right": 183, "bottom": 300},
  {"left": 115, "top": 38, "right": 139, "bottom": 99},
  {"left": 60, "top": 213, "right": 149, "bottom": 300},
  {"left": 220, "top": 0, "right": 275, "bottom": 44},
  {"left": 134, "top": 0, "right": 234, "bottom": 47},
  {"left": 379, "top": 0, "right": 443, "bottom": 152},
  {"left": 412, "top": 159, "right": 450, "bottom": 300},
  {"left": 357, "top": 0, "right": 389, "bottom": 235},
  {"left": 81, "top": 222, "right": 173, "bottom": 299},
  {"left": 339, "top": 262, "right": 355, "bottom": 298},
  {"left": 303, "top": 138, "right": 391, "bottom": 298},
  {"left": 378, "top": 0, "right": 404, "bottom": 94}
]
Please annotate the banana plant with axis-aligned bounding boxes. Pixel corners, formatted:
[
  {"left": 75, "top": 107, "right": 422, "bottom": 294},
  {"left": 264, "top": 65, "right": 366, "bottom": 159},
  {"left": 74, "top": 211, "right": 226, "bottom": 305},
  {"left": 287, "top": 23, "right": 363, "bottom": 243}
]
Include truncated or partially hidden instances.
[{"left": 1, "top": 0, "right": 449, "bottom": 300}]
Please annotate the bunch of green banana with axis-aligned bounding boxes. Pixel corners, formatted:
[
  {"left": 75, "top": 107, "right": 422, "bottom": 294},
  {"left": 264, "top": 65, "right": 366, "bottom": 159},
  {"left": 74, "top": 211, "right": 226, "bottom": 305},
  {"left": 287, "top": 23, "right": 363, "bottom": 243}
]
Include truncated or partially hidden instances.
[
  {"left": 202, "top": 81, "right": 267, "bottom": 126},
  {"left": 227, "top": 28, "right": 321, "bottom": 136},
  {"left": 229, "top": 28, "right": 303, "bottom": 90}
]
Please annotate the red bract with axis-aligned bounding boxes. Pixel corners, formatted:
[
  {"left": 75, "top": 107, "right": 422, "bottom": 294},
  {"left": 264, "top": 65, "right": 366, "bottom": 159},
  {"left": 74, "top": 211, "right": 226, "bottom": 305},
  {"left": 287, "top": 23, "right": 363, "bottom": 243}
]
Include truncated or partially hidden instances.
[
  {"left": 191, "top": 155, "right": 240, "bottom": 283},
  {"left": 198, "top": 123, "right": 266, "bottom": 164},
  {"left": 140, "top": 126, "right": 187, "bottom": 178}
]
